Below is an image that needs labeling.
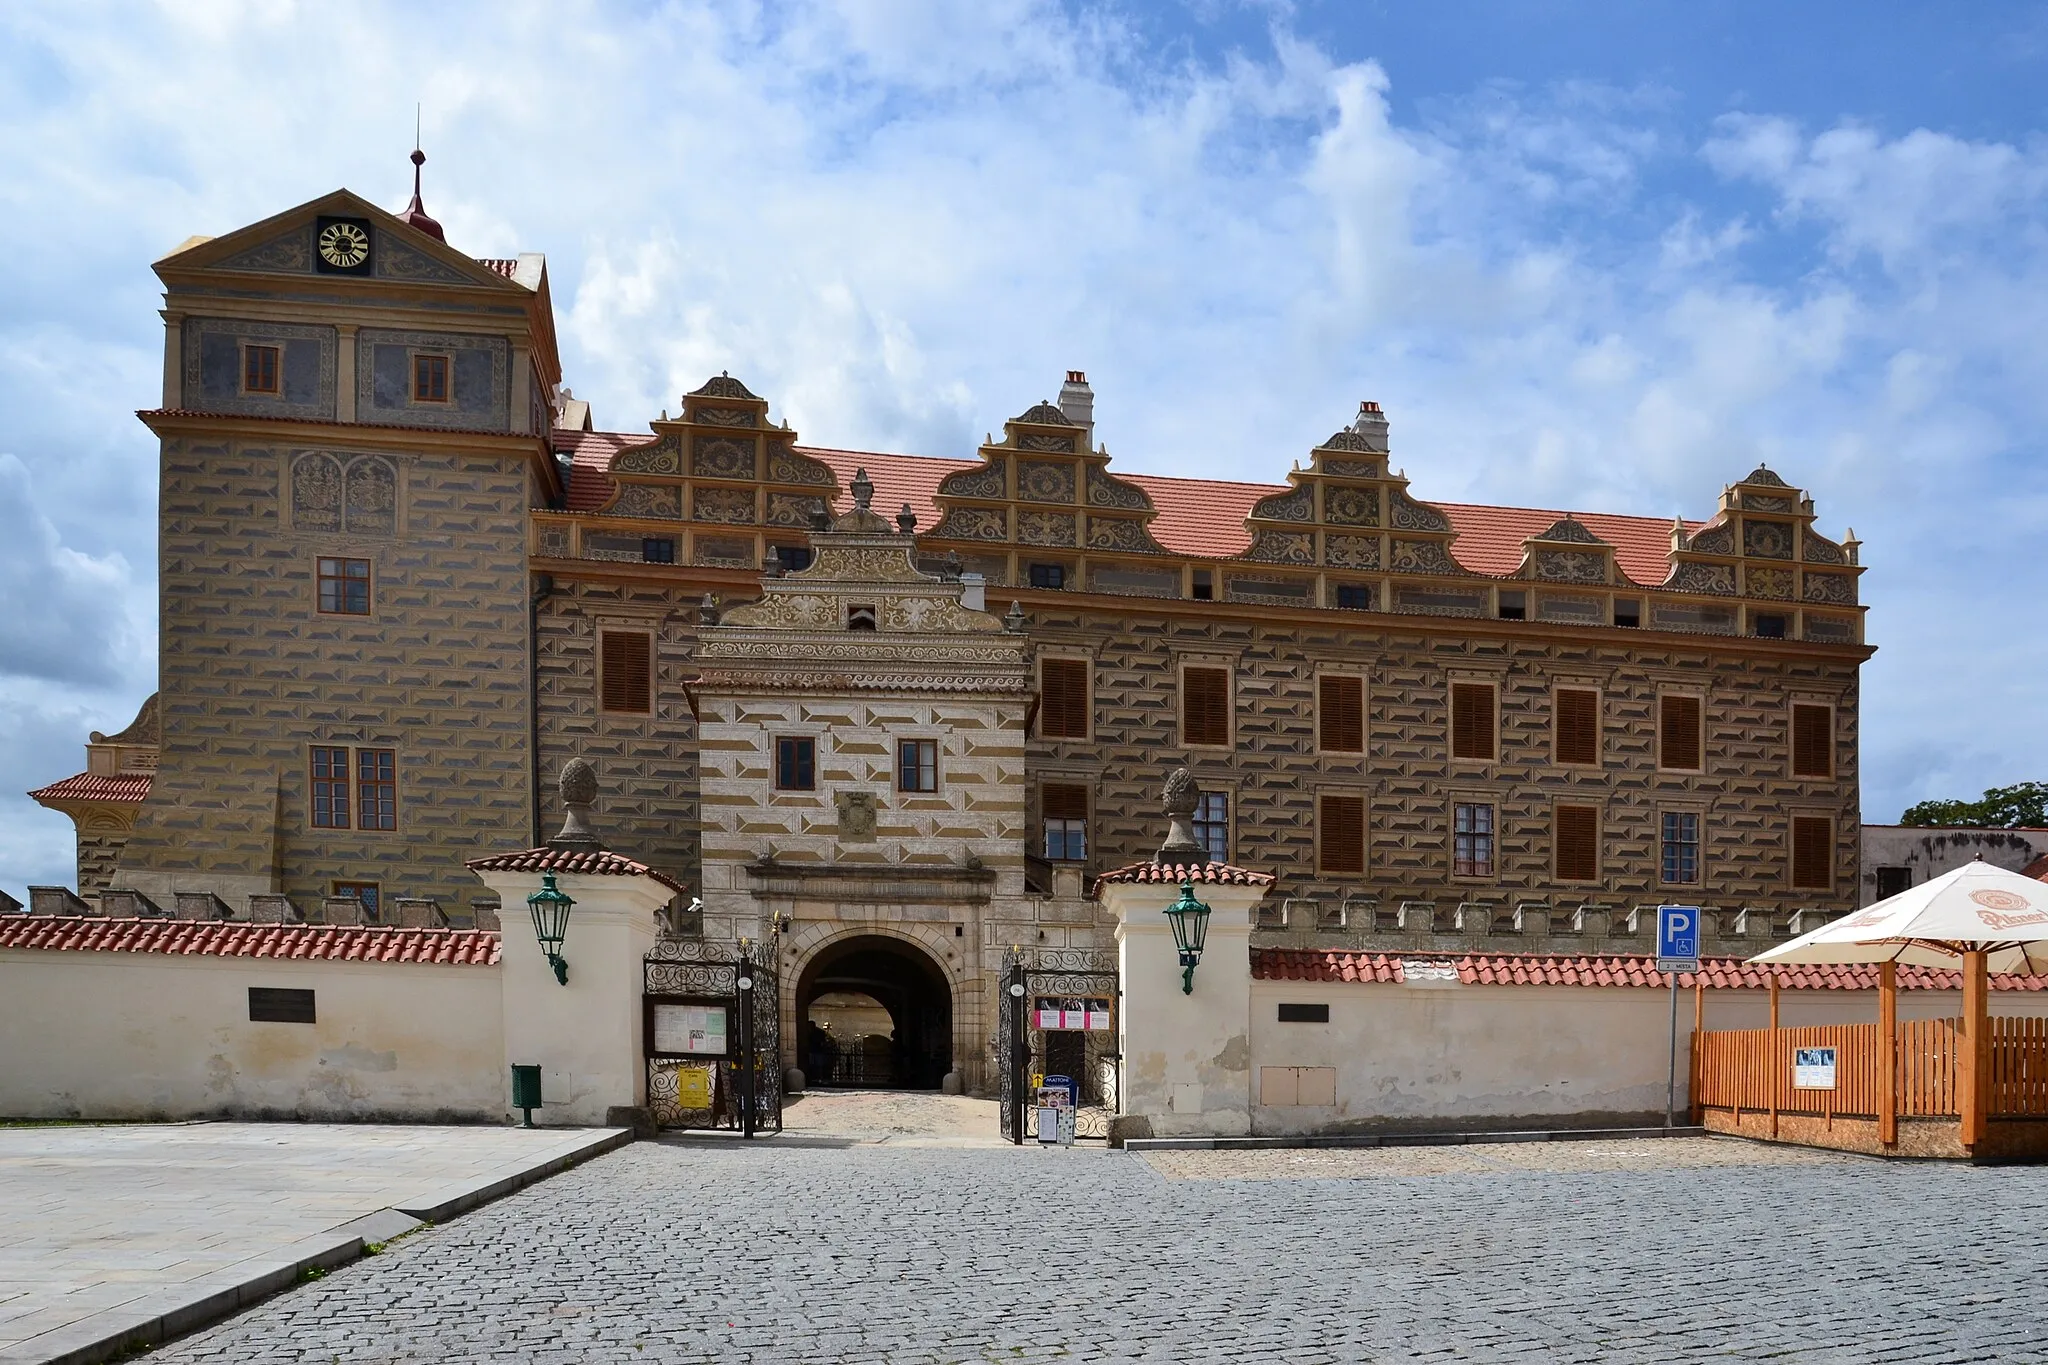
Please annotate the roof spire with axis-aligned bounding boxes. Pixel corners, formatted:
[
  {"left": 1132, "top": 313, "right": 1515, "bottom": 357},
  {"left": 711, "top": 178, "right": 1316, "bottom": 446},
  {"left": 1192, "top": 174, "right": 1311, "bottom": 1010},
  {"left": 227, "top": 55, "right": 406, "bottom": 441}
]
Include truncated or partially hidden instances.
[{"left": 399, "top": 107, "right": 446, "bottom": 242}]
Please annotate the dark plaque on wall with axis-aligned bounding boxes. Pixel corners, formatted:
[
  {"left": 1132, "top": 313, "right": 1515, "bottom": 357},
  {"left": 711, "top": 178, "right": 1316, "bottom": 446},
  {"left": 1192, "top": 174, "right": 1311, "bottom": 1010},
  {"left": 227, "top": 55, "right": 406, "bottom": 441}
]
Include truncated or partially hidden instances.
[{"left": 313, "top": 216, "right": 375, "bottom": 276}]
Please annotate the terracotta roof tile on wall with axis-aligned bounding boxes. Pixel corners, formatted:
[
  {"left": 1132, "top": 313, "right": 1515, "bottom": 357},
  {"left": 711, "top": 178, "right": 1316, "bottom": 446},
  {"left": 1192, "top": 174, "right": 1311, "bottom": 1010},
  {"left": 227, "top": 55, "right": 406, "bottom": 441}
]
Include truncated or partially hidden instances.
[
  {"left": 1094, "top": 860, "right": 1276, "bottom": 890},
  {"left": 1252, "top": 949, "right": 2048, "bottom": 992},
  {"left": 28, "top": 772, "right": 153, "bottom": 803},
  {"left": 555, "top": 432, "right": 1700, "bottom": 583},
  {"left": 464, "top": 846, "right": 688, "bottom": 894},
  {"left": 0, "top": 918, "right": 501, "bottom": 966}
]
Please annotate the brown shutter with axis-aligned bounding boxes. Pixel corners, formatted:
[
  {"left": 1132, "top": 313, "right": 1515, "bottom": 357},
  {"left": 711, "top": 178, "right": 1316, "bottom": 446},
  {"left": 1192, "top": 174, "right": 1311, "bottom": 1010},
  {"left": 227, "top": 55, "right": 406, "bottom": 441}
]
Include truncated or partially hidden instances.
[
  {"left": 1555, "top": 804, "right": 1600, "bottom": 882},
  {"left": 1319, "top": 794, "right": 1366, "bottom": 875},
  {"left": 1791, "top": 703, "right": 1833, "bottom": 778},
  {"left": 599, "top": 631, "right": 652, "bottom": 714},
  {"left": 1319, "top": 675, "right": 1364, "bottom": 753},
  {"left": 1042, "top": 784, "right": 1089, "bottom": 820},
  {"left": 1183, "top": 666, "right": 1231, "bottom": 747},
  {"left": 1555, "top": 688, "right": 1600, "bottom": 766},
  {"left": 1659, "top": 694, "right": 1702, "bottom": 771},
  {"left": 1450, "top": 682, "right": 1495, "bottom": 761},
  {"left": 1791, "top": 816, "right": 1833, "bottom": 889},
  {"left": 1039, "top": 658, "right": 1090, "bottom": 739}
]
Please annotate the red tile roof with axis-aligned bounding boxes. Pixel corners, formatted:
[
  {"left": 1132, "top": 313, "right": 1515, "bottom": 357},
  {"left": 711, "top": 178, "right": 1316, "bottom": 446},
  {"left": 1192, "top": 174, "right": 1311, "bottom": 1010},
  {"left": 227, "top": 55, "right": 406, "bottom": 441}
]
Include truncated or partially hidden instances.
[
  {"left": 0, "top": 917, "right": 500, "bottom": 965},
  {"left": 2023, "top": 855, "right": 2048, "bottom": 882},
  {"left": 465, "top": 846, "right": 688, "bottom": 894},
  {"left": 28, "top": 772, "right": 152, "bottom": 804},
  {"left": 1252, "top": 949, "right": 2048, "bottom": 992},
  {"left": 1094, "top": 860, "right": 1276, "bottom": 890},
  {"left": 552, "top": 430, "right": 1696, "bottom": 583}
]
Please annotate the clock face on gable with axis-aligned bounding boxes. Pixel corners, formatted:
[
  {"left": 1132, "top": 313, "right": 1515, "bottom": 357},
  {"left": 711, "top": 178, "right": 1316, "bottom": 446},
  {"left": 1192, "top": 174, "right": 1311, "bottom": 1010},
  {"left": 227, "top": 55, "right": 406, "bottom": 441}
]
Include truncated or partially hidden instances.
[{"left": 314, "top": 216, "right": 374, "bottom": 275}]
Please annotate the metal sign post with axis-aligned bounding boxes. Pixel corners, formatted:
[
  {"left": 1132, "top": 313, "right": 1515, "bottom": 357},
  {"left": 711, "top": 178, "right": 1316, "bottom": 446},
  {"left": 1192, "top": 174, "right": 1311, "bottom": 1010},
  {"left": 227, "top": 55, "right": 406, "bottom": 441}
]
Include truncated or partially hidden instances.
[{"left": 1656, "top": 905, "right": 1702, "bottom": 1130}]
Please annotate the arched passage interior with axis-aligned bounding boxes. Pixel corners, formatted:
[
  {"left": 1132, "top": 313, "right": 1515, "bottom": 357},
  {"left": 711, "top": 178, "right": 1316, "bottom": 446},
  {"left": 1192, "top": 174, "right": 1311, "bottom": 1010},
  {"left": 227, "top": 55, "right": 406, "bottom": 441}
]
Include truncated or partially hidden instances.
[{"left": 795, "top": 935, "right": 953, "bottom": 1090}]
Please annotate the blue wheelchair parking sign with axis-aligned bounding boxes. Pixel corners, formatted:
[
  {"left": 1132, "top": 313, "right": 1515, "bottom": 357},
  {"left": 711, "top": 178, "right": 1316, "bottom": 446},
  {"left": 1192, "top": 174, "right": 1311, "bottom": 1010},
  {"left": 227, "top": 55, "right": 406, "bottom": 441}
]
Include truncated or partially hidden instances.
[{"left": 1658, "top": 905, "right": 1701, "bottom": 963}]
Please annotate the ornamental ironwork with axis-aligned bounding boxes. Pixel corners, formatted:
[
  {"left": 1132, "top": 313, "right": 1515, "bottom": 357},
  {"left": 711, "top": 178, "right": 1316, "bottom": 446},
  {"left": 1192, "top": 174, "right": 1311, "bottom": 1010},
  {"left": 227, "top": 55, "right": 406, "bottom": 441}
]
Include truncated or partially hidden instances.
[
  {"left": 644, "top": 937, "right": 783, "bottom": 1136},
  {"left": 996, "top": 947, "right": 1121, "bottom": 1143}
]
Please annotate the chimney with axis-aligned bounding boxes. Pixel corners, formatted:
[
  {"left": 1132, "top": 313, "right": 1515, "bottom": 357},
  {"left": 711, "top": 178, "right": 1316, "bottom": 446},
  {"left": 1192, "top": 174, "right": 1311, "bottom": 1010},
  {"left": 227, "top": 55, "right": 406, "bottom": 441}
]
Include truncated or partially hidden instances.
[
  {"left": 1057, "top": 371, "right": 1094, "bottom": 444},
  {"left": 960, "top": 571, "right": 986, "bottom": 612},
  {"left": 1352, "top": 400, "right": 1390, "bottom": 453}
]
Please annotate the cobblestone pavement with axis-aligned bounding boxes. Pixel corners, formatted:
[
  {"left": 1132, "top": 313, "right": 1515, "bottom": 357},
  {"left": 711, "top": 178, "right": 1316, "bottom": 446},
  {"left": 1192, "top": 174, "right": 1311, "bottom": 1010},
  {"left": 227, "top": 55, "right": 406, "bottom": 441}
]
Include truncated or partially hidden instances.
[{"left": 146, "top": 1136, "right": 2048, "bottom": 1364}]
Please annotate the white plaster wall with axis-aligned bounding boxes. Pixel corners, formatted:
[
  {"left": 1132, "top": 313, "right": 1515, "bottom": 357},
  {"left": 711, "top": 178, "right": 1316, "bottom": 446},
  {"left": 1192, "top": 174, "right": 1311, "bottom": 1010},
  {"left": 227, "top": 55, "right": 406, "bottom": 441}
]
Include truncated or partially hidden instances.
[
  {"left": 1247, "top": 980, "right": 2048, "bottom": 1135},
  {"left": 0, "top": 950, "right": 504, "bottom": 1122}
]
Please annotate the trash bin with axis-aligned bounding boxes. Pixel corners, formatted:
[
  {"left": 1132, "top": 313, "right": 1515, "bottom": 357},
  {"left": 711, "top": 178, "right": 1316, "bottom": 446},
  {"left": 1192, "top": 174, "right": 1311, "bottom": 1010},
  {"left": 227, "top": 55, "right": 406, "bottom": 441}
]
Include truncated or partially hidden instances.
[{"left": 510, "top": 1064, "right": 543, "bottom": 1127}]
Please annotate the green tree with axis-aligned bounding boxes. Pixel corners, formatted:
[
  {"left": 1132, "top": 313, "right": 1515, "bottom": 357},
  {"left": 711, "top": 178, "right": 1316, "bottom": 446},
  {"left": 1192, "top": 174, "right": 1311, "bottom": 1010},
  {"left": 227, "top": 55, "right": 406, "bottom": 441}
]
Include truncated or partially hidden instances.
[{"left": 1900, "top": 782, "right": 2048, "bottom": 828}]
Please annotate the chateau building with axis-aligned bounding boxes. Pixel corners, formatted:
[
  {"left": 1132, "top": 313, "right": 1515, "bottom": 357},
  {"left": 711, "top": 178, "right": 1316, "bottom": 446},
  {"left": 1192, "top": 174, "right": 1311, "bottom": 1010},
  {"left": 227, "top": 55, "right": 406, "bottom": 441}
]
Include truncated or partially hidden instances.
[{"left": 27, "top": 172, "right": 1872, "bottom": 1093}]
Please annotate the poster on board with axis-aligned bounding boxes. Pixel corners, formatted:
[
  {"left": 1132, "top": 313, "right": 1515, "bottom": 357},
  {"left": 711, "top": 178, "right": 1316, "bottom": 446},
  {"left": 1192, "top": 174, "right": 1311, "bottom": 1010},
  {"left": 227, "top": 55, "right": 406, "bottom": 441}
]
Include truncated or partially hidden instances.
[
  {"left": 1793, "top": 1046, "right": 1838, "bottom": 1090},
  {"left": 652, "top": 1002, "right": 729, "bottom": 1057}
]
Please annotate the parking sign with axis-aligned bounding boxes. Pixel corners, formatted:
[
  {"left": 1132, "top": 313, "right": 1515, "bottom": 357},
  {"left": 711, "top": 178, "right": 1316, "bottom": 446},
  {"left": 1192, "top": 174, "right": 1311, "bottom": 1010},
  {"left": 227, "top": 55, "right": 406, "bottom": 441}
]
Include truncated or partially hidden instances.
[{"left": 1657, "top": 905, "right": 1701, "bottom": 974}]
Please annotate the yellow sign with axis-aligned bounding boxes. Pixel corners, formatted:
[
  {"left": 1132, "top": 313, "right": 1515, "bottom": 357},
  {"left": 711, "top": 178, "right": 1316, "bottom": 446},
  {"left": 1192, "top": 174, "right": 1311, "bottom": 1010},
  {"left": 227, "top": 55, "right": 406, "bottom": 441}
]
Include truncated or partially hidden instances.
[{"left": 673, "top": 1064, "right": 714, "bottom": 1108}]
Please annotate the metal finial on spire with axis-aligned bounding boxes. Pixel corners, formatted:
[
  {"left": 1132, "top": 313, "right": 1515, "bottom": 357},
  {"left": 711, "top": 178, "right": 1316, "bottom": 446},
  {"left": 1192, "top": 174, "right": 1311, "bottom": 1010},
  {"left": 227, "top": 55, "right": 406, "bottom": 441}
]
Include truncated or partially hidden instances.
[{"left": 399, "top": 107, "right": 446, "bottom": 242}]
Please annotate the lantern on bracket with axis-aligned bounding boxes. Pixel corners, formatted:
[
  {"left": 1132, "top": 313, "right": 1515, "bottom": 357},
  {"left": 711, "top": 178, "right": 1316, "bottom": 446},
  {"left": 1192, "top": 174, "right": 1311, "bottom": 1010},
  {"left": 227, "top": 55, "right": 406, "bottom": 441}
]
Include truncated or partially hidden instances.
[
  {"left": 1162, "top": 878, "right": 1212, "bottom": 995},
  {"left": 526, "top": 871, "right": 574, "bottom": 985}
]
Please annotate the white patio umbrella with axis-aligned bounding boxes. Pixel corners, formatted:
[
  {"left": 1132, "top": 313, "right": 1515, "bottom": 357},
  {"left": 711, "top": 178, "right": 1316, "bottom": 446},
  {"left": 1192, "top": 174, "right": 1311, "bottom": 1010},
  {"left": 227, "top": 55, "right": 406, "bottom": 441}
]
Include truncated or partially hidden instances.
[{"left": 1751, "top": 859, "right": 2048, "bottom": 975}]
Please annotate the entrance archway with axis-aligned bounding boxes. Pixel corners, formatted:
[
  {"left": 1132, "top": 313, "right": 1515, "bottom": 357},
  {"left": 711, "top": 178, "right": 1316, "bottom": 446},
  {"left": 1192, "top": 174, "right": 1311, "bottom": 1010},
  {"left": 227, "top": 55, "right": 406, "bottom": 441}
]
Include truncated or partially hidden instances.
[{"left": 795, "top": 935, "right": 953, "bottom": 1090}]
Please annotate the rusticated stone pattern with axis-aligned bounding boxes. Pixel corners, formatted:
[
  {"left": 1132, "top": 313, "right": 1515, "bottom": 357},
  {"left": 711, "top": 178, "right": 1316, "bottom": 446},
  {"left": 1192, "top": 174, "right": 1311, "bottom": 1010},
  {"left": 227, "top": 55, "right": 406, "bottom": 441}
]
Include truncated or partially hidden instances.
[
  {"left": 117, "top": 436, "right": 534, "bottom": 910},
  {"left": 77, "top": 825, "right": 133, "bottom": 898},
  {"left": 1023, "top": 609, "right": 1860, "bottom": 919},
  {"left": 534, "top": 582, "right": 705, "bottom": 891}
]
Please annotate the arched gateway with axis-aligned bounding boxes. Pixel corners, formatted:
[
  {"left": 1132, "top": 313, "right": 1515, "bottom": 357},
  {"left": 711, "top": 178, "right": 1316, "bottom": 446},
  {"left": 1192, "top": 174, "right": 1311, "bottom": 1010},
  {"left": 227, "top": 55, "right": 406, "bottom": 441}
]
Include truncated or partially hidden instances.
[{"left": 795, "top": 935, "right": 952, "bottom": 1090}]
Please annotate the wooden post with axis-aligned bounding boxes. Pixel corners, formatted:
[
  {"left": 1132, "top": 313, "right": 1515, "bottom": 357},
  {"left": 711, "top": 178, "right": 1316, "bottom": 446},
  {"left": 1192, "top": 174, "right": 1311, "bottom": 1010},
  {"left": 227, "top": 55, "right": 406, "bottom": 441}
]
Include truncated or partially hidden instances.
[
  {"left": 1690, "top": 978, "right": 1705, "bottom": 1125},
  {"left": 1878, "top": 959, "right": 1898, "bottom": 1148},
  {"left": 1768, "top": 973, "right": 1780, "bottom": 1140},
  {"left": 1961, "top": 949, "right": 1988, "bottom": 1153}
]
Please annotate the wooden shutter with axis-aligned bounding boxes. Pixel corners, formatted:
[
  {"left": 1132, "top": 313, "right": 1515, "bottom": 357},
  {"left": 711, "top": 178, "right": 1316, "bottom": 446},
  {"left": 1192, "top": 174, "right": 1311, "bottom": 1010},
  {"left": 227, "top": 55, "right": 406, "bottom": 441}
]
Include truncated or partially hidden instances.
[
  {"left": 1039, "top": 658, "right": 1089, "bottom": 739},
  {"left": 1791, "top": 703, "right": 1833, "bottom": 778},
  {"left": 1319, "top": 794, "right": 1366, "bottom": 875},
  {"left": 1042, "top": 784, "right": 1089, "bottom": 821},
  {"left": 1659, "top": 694, "right": 1702, "bottom": 771},
  {"left": 1319, "top": 675, "right": 1364, "bottom": 753},
  {"left": 1183, "top": 667, "right": 1231, "bottom": 747},
  {"left": 1554, "top": 688, "right": 1600, "bottom": 766},
  {"left": 1791, "top": 816, "right": 1833, "bottom": 889},
  {"left": 599, "top": 630, "right": 652, "bottom": 714},
  {"left": 1555, "top": 804, "right": 1599, "bottom": 882},
  {"left": 1450, "top": 682, "right": 1495, "bottom": 761}
]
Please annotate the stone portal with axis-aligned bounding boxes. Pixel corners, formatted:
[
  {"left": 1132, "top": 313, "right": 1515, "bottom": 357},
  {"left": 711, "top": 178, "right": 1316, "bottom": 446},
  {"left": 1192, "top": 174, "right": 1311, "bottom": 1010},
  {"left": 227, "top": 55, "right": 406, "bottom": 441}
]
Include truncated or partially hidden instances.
[{"left": 796, "top": 934, "right": 954, "bottom": 1090}]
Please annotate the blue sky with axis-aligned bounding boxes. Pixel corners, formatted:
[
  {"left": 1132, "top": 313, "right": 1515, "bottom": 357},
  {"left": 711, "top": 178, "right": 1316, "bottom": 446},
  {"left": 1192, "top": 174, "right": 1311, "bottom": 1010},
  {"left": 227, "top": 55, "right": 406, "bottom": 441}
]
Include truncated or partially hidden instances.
[{"left": 3, "top": 0, "right": 2047, "bottom": 901}]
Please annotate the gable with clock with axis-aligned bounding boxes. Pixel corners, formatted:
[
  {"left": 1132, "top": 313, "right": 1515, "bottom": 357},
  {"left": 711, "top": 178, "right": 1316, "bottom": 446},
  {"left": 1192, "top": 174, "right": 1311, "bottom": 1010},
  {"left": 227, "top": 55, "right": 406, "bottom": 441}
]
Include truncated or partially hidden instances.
[{"left": 314, "top": 215, "right": 374, "bottom": 275}]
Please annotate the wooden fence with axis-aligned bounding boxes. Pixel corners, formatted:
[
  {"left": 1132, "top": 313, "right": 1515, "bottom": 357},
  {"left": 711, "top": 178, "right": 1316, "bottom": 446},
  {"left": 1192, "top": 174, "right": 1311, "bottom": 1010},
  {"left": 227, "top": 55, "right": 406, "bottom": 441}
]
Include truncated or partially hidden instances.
[{"left": 1695, "top": 1017, "right": 2048, "bottom": 1121}]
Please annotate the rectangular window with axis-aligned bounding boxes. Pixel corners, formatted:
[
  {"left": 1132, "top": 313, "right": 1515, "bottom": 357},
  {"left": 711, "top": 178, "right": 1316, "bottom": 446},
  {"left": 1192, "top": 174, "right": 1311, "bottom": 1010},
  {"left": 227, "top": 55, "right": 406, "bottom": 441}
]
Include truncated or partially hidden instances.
[
  {"left": 333, "top": 881, "right": 380, "bottom": 918},
  {"left": 1791, "top": 703, "right": 1834, "bottom": 778},
  {"left": 1027, "top": 563, "right": 1066, "bottom": 590},
  {"left": 1319, "top": 675, "right": 1365, "bottom": 754},
  {"left": 1277, "top": 1003, "right": 1330, "bottom": 1023},
  {"left": 1555, "top": 804, "right": 1600, "bottom": 882},
  {"left": 599, "top": 630, "right": 653, "bottom": 715},
  {"left": 310, "top": 747, "right": 351, "bottom": 828},
  {"left": 897, "top": 738, "right": 938, "bottom": 793},
  {"left": 413, "top": 352, "right": 450, "bottom": 403},
  {"left": 1450, "top": 682, "right": 1496, "bottom": 761},
  {"left": 1754, "top": 613, "right": 1788, "bottom": 639},
  {"left": 1453, "top": 803, "right": 1495, "bottom": 877},
  {"left": 1043, "top": 784, "right": 1088, "bottom": 862},
  {"left": 243, "top": 344, "right": 280, "bottom": 395},
  {"left": 316, "top": 557, "right": 371, "bottom": 615},
  {"left": 641, "top": 538, "right": 676, "bottom": 564},
  {"left": 1191, "top": 569, "right": 1213, "bottom": 601},
  {"left": 1498, "top": 590, "right": 1526, "bottom": 621},
  {"left": 1659, "top": 694, "right": 1703, "bottom": 772},
  {"left": 1876, "top": 866, "right": 1913, "bottom": 899},
  {"left": 1183, "top": 666, "right": 1231, "bottom": 747},
  {"left": 1318, "top": 794, "right": 1366, "bottom": 875},
  {"left": 1039, "top": 658, "right": 1090, "bottom": 739},
  {"left": 356, "top": 748, "right": 396, "bottom": 831},
  {"left": 1614, "top": 599, "right": 1642, "bottom": 628},
  {"left": 1661, "top": 811, "right": 1701, "bottom": 884},
  {"left": 1335, "top": 583, "right": 1373, "bottom": 611},
  {"left": 1194, "top": 792, "right": 1230, "bottom": 863},
  {"left": 1554, "top": 687, "right": 1601, "bottom": 767},
  {"left": 774, "top": 737, "right": 816, "bottom": 792},
  {"left": 774, "top": 544, "right": 813, "bottom": 572},
  {"left": 1791, "top": 815, "right": 1833, "bottom": 890},
  {"left": 247, "top": 987, "right": 316, "bottom": 1024}
]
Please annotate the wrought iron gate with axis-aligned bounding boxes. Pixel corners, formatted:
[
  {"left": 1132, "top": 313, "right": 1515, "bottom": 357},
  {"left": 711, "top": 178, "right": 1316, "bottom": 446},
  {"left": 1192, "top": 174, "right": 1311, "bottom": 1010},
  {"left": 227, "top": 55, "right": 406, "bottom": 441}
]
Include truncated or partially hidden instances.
[
  {"left": 644, "top": 937, "right": 782, "bottom": 1135},
  {"left": 996, "top": 947, "right": 1121, "bottom": 1142}
]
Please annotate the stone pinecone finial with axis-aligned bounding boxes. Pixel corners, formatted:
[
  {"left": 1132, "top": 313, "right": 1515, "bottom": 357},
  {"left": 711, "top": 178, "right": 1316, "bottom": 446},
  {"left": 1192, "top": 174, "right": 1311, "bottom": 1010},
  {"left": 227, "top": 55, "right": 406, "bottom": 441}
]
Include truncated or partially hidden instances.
[
  {"left": 550, "top": 757, "right": 602, "bottom": 851},
  {"left": 1156, "top": 766, "right": 1208, "bottom": 865},
  {"left": 851, "top": 468, "right": 874, "bottom": 511}
]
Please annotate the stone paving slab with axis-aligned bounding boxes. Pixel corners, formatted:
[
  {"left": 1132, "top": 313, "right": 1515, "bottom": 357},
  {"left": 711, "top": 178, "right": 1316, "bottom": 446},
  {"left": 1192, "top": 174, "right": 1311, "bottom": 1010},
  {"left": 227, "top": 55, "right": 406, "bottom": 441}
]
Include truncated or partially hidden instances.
[
  {"left": 0, "top": 1122, "right": 626, "bottom": 1365},
  {"left": 135, "top": 1134, "right": 2048, "bottom": 1363}
]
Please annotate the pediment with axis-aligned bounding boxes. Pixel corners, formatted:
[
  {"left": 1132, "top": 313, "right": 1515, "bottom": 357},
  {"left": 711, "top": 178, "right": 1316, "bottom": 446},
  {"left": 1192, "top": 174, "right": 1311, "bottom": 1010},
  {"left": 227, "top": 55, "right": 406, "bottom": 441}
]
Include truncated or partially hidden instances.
[{"left": 155, "top": 189, "right": 525, "bottom": 292}]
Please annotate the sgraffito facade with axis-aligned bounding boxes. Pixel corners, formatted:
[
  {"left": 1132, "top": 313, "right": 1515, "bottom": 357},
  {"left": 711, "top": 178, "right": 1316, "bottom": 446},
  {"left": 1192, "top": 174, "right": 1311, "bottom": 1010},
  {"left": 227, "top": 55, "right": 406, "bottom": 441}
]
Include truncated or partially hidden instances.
[{"left": 27, "top": 178, "right": 1873, "bottom": 1094}]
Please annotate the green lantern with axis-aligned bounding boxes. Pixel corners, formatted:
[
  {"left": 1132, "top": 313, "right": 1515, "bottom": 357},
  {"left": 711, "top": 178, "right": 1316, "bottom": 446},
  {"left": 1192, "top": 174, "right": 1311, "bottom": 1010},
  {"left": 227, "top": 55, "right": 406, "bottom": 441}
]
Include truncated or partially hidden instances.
[
  {"left": 526, "top": 871, "right": 574, "bottom": 985},
  {"left": 1163, "top": 878, "right": 1212, "bottom": 995}
]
